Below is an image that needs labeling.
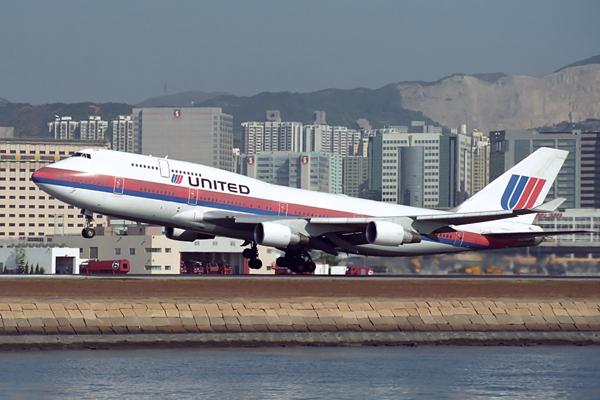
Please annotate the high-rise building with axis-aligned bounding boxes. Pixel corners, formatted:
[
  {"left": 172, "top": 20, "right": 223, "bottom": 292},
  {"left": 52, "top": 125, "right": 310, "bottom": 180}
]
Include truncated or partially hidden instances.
[
  {"left": 489, "top": 130, "right": 581, "bottom": 210},
  {"left": 132, "top": 107, "right": 234, "bottom": 171},
  {"left": 342, "top": 156, "right": 369, "bottom": 198},
  {"left": 471, "top": 131, "right": 490, "bottom": 194},
  {"left": 48, "top": 117, "right": 78, "bottom": 140},
  {"left": 243, "top": 111, "right": 361, "bottom": 156},
  {"left": 243, "top": 152, "right": 341, "bottom": 194},
  {"left": 80, "top": 116, "right": 108, "bottom": 141},
  {"left": 580, "top": 131, "right": 600, "bottom": 209},
  {"left": 368, "top": 131, "right": 441, "bottom": 207},
  {"left": 111, "top": 115, "right": 134, "bottom": 152},
  {"left": 438, "top": 130, "right": 472, "bottom": 208},
  {"left": 279, "top": 122, "right": 304, "bottom": 153}
]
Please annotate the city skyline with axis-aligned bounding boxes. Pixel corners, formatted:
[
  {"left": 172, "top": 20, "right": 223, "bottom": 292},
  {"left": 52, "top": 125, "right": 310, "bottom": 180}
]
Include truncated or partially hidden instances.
[{"left": 1, "top": 1, "right": 598, "bottom": 105}]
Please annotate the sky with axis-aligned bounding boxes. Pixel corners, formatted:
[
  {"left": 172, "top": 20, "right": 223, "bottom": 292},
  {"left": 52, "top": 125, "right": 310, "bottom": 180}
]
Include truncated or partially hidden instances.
[{"left": 1, "top": 0, "right": 599, "bottom": 105}]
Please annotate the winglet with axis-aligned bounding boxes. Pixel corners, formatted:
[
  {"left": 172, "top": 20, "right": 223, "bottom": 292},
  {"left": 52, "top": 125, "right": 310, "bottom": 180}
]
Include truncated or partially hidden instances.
[{"left": 533, "top": 198, "right": 566, "bottom": 213}]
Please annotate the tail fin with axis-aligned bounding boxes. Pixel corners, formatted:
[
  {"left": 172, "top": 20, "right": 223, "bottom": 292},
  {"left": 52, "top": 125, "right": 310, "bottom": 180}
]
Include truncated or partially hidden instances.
[{"left": 455, "top": 147, "right": 567, "bottom": 224}]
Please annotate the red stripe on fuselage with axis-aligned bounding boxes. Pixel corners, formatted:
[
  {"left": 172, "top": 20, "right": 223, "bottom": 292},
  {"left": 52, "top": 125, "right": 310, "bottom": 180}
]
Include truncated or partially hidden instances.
[
  {"left": 435, "top": 231, "right": 524, "bottom": 248},
  {"left": 36, "top": 167, "right": 355, "bottom": 218}
]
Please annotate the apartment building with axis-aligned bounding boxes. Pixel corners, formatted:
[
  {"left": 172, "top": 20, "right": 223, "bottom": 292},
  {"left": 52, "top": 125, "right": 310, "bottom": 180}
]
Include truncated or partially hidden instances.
[
  {"left": 111, "top": 115, "right": 134, "bottom": 152},
  {"left": 243, "top": 152, "right": 342, "bottom": 194}
]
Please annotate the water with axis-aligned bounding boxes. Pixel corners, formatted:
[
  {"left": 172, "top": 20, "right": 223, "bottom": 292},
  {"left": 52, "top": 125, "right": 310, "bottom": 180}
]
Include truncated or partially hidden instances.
[{"left": 1, "top": 346, "right": 599, "bottom": 399}]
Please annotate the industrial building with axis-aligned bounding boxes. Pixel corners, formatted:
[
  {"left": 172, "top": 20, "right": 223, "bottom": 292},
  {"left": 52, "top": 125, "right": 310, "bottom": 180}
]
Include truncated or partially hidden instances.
[
  {"left": 0, "top": 246, "right": 81, "bottom": 274},
  {"left": 48, "top": 226, "right": 277, "bottom": 275}
]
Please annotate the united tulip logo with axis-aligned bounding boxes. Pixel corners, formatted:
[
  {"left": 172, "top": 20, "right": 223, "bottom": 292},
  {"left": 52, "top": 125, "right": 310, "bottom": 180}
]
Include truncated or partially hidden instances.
[
  {"left": 171, "top": 174, "right": 183, "bottom": 184},
  {"left": 501, "top": 174, "right": 546, "bottom": 210}
]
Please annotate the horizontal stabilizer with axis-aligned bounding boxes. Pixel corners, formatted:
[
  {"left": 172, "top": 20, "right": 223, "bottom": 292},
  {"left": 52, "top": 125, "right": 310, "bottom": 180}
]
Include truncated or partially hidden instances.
[{"left": 532, "top": 197, "right": 566, "bottom": 212}]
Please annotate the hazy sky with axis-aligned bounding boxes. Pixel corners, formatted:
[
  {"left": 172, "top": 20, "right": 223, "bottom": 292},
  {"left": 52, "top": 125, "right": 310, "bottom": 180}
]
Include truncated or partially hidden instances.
[{"left": 1, "top": 0, "right": 599, "bottom": 105}]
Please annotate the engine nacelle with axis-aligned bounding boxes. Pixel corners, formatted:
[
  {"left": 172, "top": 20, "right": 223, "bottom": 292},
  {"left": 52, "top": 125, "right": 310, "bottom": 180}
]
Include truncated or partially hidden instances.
[
  {"left": 365, "top": 221, "right": 421, "bottom": 246},
  {"left": 164, "top": 227, "right": 214, "bottom": 242},
  {"left": 254, "top": 222, "right": 303, "bottom": 248}
]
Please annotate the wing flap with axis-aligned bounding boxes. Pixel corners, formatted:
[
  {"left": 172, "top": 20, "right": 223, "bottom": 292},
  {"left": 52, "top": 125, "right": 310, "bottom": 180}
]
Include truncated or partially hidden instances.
[{"left": 484, "top": 230, "right": 593, "bottom": 240}]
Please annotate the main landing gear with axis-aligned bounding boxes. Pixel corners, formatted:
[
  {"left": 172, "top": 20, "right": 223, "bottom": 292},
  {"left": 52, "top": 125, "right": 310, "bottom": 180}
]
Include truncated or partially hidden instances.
[
  {"left": 243, "top": 242, "right": 262, "bottom": 270},
  {"left": 276, "top": 249, "right": 316, "bottom": 274},
  {"left": 242, "top": 243, "right": 316, "bottom": 273},
  {"left": 81, "top": 210, "right": 95, "bottom": 239}
]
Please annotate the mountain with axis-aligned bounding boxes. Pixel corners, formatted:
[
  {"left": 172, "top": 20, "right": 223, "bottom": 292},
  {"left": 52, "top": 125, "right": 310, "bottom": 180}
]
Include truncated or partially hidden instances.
[
  {"left": 554, "top": 54, "right": 600, "bottom": 73},
  {"left": 394, "top": 58, "right": 600, "bottom": 133},
  {"left": 2, "top": 55, "right": 599, "bottom": 139},
  {"left": 196, "top": 85, "right": 437, "bottom": 134},
  {"left": 135, "top": 91, "right": 231, "bottom": 108}
]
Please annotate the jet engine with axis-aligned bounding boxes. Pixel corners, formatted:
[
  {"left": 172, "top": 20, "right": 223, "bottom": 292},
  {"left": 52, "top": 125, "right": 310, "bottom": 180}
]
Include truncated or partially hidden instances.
[
  {"left": 365, "top": 221, "right": 421, "bottom": 246},
  {"left": 164, "top": 227, "right": 215, "bottom": 242},
  {"left": 254, "top": 222, "right": 304, "bottom": 248}
]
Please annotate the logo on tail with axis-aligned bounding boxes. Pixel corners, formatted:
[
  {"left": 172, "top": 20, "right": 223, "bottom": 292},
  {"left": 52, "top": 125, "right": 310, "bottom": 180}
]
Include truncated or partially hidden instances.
[{"left": 501, "top": 174, "right": 546, "bottom": 210}]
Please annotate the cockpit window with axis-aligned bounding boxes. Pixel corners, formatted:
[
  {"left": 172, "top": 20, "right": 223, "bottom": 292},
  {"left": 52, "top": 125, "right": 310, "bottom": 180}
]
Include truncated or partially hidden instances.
[{"left": 72, "top": 152, "right": 91, "bottom": 159}]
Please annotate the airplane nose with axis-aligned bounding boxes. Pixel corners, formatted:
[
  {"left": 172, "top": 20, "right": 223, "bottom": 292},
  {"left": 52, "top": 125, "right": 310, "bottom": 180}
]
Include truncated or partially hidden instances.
[{"left": 31, "top": 167, "right": 46, "bottom": 184}]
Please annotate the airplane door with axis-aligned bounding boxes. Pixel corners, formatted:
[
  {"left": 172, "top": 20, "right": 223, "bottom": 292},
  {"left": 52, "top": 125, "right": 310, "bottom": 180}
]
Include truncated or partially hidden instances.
[
  {"left": 114, "top": 177, "right": 124, "bottom": 195},
  {"left": 454, "top": 231, "right": 464, "bottom": 246},
  {"left": 158, "top": 159, "right": 170, "bottom": 178},
  {"left": 278, "top": 202, "right": 288, "bottom": 216},
  {"left": 188, "top": 188, "right": 198, "bottom": 205}
]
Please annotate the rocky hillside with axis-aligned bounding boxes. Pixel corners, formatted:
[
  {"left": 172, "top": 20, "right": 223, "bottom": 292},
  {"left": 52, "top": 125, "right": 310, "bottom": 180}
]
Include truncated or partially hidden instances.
[{"left": 395, "top": 63, "right": 600, "bottom": 133}]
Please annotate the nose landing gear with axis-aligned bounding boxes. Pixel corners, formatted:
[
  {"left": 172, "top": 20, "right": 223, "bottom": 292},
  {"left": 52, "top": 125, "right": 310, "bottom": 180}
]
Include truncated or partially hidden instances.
[{"left": 81, "top": 210, "right": 95, "bottom": 239}]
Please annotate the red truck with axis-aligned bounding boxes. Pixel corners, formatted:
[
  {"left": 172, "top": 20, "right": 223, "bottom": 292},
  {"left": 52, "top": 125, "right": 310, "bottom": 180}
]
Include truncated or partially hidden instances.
[
  {"left": 346, "top": 266, "right": 374, "bottom": 276},
  {"left": 80, "top": 260, "right": 130, "bottom": 275},
  {"left": 218, "top": 262, "right": 232, "bottom": 275}
]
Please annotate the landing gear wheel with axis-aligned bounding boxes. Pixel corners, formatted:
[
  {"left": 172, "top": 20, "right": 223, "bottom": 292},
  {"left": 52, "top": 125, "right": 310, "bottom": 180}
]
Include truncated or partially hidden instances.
[
  {"left": 244, "top": 242, "right": 263, "bottom": 270},
  {"left": 248, "top": 258, "right": 263, "bottom": 270},
  {"left": 276, "top": 257, "right": 288, "bottom": 268},
  {"left": 243, "top": 248, "right": 258, "bottom": 259},
  {"left": 81, "top": 209, "right": 95, "bottom": 239},
  {"left": 282, "top": 249, "right": 315, "bottom": 274},
  {"left": 82, "top": 227, "right": 95, "bottom": 239}
]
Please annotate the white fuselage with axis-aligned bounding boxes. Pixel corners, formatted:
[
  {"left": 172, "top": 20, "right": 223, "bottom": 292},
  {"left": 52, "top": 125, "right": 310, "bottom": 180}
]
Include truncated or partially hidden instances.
[{"left": 32, "top": 149, "right": 539, "bottom": 257}]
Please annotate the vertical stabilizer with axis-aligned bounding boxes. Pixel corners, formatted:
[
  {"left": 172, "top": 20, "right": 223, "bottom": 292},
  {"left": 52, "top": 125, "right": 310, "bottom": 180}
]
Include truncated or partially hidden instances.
[{"left": 454, "top": 147, "right": 567, "bottom": 224}]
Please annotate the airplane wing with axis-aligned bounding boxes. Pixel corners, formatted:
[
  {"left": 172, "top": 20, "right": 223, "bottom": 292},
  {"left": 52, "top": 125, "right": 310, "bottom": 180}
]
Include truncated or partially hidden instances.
[{"left": 200, "top": 198, "right": 571, "bottom": 255}]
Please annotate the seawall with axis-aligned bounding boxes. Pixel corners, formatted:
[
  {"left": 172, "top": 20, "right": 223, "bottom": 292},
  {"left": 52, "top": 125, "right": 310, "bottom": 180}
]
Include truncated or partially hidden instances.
[{"left": 1, "top": 296, "right": 599, "bottom": 349}]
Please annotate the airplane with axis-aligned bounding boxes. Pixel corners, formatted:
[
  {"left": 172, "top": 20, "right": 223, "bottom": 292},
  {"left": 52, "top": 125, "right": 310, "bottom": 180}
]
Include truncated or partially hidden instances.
[{"left": 31, "top": 147, "right": 582, "bottom": 273}]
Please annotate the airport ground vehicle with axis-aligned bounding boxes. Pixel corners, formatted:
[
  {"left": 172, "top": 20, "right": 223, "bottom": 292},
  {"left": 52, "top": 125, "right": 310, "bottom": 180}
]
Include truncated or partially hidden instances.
[
  {"left": 188, "top": 261, "right": 204, "bottom": 274},
  {"left": 218, "top": 262, "right": 232, "bottom": 274},
  {"left": 79, "top": 260, "right": 130, "bottom": 274},
  {"left": 346, "top": 266, "right": 374, "bottom": 275}
]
